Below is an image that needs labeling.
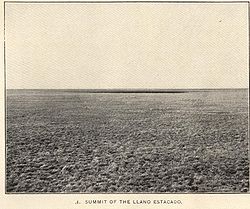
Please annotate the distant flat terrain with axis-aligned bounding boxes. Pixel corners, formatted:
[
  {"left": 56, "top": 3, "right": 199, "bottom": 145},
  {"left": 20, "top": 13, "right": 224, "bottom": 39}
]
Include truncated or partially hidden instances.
[{"left": 6, "top": 89, "right": 249, "bottom": 193}]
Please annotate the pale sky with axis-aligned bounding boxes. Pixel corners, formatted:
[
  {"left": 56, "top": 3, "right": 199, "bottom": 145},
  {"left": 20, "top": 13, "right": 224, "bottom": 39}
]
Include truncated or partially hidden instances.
[{"left": 5, "top": 3, "right": 249, "bottom": 89}]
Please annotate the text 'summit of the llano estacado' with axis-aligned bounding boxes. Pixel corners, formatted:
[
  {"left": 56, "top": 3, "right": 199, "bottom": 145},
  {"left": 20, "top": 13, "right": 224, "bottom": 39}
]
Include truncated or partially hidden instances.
[{"left": 84, "top": 199, "right": 182, "bottom": 204}]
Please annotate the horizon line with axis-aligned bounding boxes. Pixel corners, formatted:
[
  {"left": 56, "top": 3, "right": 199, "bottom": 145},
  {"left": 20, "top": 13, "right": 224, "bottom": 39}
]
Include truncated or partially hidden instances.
[
  {"left": 6, "top": 87, "right": 249, "bottom": 93},
  {"left": 6, "top": 87, "right": 248, "bottom": 90}
]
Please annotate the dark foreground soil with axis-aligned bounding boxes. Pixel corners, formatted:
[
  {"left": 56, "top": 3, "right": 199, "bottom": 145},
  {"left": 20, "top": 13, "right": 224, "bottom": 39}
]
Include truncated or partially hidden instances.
[{"left": 6, "top": 89, "right": 249, "bottom": 193}]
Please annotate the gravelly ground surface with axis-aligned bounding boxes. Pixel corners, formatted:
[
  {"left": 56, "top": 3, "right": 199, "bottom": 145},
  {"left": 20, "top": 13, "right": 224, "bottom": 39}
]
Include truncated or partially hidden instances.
[{"left": 6, "top": 89, "right": 249, "bottom": 193}]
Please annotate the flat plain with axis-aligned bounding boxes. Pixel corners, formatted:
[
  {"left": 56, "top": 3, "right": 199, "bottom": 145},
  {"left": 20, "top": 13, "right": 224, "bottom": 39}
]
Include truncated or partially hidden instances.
[{"left": 6, "top": 89, "right": 249, "bottom": 193}]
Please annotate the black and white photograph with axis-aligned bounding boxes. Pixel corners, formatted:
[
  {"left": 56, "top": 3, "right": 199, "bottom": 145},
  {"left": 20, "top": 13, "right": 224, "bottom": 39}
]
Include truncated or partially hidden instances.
[{"left": 4, "top": 1, "right": 249, "bottom": 194}]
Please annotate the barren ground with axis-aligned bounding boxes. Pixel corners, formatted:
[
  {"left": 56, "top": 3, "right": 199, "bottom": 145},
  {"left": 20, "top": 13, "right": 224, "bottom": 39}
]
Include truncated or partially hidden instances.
[{"left": 6, "top": 89, "right": 249, "bottom": 193}]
